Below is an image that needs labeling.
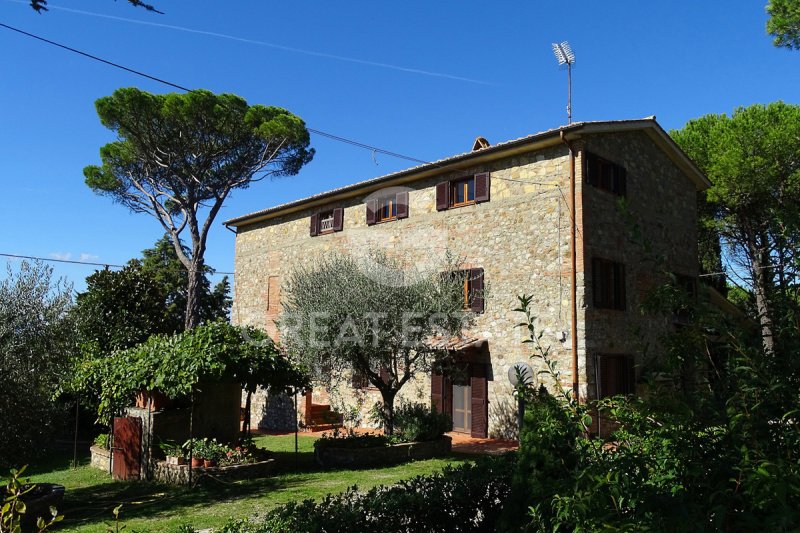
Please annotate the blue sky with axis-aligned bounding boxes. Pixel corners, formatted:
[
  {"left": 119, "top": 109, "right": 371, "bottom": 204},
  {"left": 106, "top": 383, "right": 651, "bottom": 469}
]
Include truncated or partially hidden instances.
[{"left": 0, "top": 1, "right": 797, "bottom": 292}]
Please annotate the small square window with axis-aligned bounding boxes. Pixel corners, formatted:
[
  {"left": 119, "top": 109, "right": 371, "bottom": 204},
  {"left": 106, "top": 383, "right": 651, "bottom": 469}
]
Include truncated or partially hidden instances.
[
  {"left": 376, "top": 197, "right": 398, "bottom": 223},
  {"left": 319, "top": 210, "right": 335, "bottom": 233},
  {"left": 310, "top": 207, "right": 344, "bottom": 237},
  {"left": 450, "top": 177, "right": 476, "bottom": 207},
  {"left": 587, "top": 153, "right": 626, "bottom": 196}
]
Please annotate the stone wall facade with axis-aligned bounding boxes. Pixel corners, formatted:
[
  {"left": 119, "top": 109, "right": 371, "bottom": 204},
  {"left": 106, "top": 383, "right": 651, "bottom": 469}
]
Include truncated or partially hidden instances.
[
  {"left": 580, "top": 131, "right": 699, "bottom": 401},
  {"left": 231, "top": 127, "right": 701, "bottom": 439}
]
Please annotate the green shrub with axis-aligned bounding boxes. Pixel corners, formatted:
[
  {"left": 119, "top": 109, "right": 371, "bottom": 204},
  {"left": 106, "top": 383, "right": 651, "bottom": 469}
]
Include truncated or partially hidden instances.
[
  {"left": 93, "top": 433, "right": 111, "bottom": 450},
  {"left": 499, "top": 388, "right": 581, "bottom": 532},
  {"left": 390, "top": 402, "right": 452, "bottom": 442},
  {"left": 219, "top": 455, "right": 515, "bottom": 533},
  {"left": 313, "top": 430, "right": 395, "bottom": 452}
]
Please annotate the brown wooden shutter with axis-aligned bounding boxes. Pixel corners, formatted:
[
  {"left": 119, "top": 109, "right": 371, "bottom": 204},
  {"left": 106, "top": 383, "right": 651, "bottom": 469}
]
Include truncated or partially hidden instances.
[
  {"left": 435, "top": 182, "right": 449, "bottom": 211},
  {"left": 474, "top": 172, "right": 490, "bottom": 203},
  {"left": 431, "top": 372, "right": 444, "bottom": 413},
  {"left": 443, "top": 375, "right": 453, "bottom": 422},
  {"left": 616, "top": 166, "right": 627, "bottom": 196},
  {"left": 310, "top": 213, "right": 320, "bottom": 237},
  {"left": 626, "top": 357, "right": 636, "bottom": 395},
  {"left": 332, "top": 207, "right": 344, "bottom": 232},
  {"left": 614, "top": 262, "right": 626, "bottom": 310},
  {"left": 470, "top": 268, "right": 485, "bottom": 313},
  {"left": 599, "top": 356, "right": 610, "bottom": 398},
  {"left": 366, "top": 199, "right": 378, "bottom": 226},
  {"left": 470, "top": 364, "right": 488, "bottom": 438},
  {"left": 600, "top": 355, "right": 634, "bottom": 397},
  {"left": 591, "top": 257, "right": 601, "bottom": 308},
  {"left": 396, "top": 191, "right": 409, "bottom": 219},
  {"left": 586, "top": 153, "right": 598, "bottom": 186}
]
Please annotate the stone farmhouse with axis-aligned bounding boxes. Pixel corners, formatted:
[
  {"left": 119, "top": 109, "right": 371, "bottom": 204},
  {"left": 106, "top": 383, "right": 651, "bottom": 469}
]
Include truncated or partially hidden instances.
[{"left": 225, "top": 118, "right": 709, "bottom": 439}]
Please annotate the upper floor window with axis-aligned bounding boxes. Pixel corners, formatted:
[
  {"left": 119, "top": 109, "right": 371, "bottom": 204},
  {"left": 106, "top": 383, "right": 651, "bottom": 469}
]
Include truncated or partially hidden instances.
[
  {"left": 450, "top": 177, "right": 476, "bottom": 207},
  {"left": 672, "top": 273, "right": 697, "bottom": 325},
  {"left": 320, "top": 211, "right": 335, "bottom": 232},
  {"left": 366, "top": 191, "right": 409, "bottom": 225},
  {"left": 586, "top": 152, "right": 626, "bottom": 196},
  {"left": 379, "top": 197, "right": 398, "bottom": 222},
  {"left": 447, "top": 268, "right": 485, "bottom": 313},
  {"left": 436, "top": 173, "right": 490, "bottom": 211},
  {"left": 310, "top": 207, "right": 344, "bottom": 237},
  {"left": 592, "top": 257, "right": 625, "bottom": 310}
]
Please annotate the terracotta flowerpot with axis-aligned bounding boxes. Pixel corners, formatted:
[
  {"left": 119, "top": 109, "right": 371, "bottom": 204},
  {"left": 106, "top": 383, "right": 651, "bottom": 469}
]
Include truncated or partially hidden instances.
[
  {"left": 166, "top": 456, "right": 186, "bottom": 466},
  {"left": 190, "top": 457, "right": 204, "bottom": 468},
  {"left": 203, "top": 459, "right": 217, "bottom": 468}
]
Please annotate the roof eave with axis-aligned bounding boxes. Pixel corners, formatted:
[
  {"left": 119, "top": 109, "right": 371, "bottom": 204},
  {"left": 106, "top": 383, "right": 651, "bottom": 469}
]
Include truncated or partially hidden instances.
[
  {"left": 224, "top": 131, "right": 568, "bottom": 228},
  {"left": 224, "top": 118, "right": 711, "bottom": 229}
]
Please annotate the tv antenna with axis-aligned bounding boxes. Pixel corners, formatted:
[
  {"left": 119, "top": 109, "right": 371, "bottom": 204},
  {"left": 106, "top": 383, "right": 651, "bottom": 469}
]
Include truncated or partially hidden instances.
[{"left": 552, "top": 41, "right": 576, "bottom": 124}]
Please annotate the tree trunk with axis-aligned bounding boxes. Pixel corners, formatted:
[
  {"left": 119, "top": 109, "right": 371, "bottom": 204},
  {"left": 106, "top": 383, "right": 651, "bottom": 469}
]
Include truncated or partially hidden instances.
[
  {"left": 185, "top": 258, "right": 203, "bottom": 330},
  {"left": 380, "top": 388, "right": 397, "bottom": 435},
  {"left": 748, "top": 237, "right": 775, "bottom": 355}
]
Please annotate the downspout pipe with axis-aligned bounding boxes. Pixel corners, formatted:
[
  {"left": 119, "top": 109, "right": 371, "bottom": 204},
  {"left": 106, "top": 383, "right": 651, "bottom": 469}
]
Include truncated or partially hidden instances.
[{"left": 560, "top": 130, "right": 580, "bottom": 402}]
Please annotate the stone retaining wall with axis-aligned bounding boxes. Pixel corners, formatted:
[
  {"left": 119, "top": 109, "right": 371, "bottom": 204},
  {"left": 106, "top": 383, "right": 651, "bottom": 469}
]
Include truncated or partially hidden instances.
[
  {"left": 152, "top": 458, "right": 275, "bottom": 485},
  {"left": 314, "top": 435, "right": 451, "bottom": 468}
]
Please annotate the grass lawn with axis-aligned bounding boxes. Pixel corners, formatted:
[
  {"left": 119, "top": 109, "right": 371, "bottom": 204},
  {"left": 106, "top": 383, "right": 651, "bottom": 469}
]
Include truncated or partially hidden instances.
[{"left": 23, "top": 434, "right": 470, "bottom": 532}]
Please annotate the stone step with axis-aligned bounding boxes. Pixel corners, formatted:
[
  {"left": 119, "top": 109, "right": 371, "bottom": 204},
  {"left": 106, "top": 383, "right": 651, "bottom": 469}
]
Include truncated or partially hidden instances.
[{"left": 302, "top": 422, "right": 344, "bottom": 432}]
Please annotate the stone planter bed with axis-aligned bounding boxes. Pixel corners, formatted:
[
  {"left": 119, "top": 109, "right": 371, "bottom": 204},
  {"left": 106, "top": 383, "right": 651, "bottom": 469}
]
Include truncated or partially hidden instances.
[
  {"left": 153, "top": 458, "right": 276, "bottom": 485},
  {"left": 314, "top": 435, "right": 452, "bottom": 469},
  {"left": 89, "top": 444, "right": 111, "bottom": 471}
]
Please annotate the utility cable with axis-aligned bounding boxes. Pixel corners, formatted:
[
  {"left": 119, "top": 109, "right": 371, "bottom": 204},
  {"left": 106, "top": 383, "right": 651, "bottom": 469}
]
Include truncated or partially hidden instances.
[
  {"left": 0, "top": 252, "right": 234, "bottom": 275},
  {"left": 0, "top": 21, "right": 561, "bottom": 186}
]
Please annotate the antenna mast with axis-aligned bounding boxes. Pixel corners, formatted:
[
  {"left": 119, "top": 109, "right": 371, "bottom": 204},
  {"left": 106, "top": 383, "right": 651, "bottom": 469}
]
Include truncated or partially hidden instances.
[{"left": 551, "top": 41, "right": 576, "bottom": 124}]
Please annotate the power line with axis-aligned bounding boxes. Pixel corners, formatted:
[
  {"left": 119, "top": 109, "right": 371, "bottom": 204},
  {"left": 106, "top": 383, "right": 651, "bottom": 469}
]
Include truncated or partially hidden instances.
[
  {"left": 0, "top": 21, "right": 561, "bottom": 184},
  {"left": 0, "top": 252, "right": 234, "bottom": 275},
  {"left": 0, "top": 22, "right": 191, "bottom": 91},
  {"left": 0, "top": 252, "right": 123, "bottom": 269},
  {"left": 0, "top": 21, "right": 433, "bottom": 166}
]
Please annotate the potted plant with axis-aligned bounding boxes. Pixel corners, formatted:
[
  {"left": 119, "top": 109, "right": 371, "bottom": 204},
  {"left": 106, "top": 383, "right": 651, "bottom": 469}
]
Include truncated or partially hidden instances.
[
  {"left": 183, "top": 438, "right": 207, "bottom": 467},
  {"left": 159, "top": 440, "right": 185, "bottom": 465},
  {"left": 202, "top": 439, "right": 225, "bottom": 468}
]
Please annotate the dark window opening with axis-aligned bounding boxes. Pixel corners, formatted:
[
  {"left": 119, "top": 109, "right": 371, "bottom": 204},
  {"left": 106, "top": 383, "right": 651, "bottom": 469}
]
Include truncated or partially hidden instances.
[
  {"left": 673, "top": 274, "right": 698, "bottom": 325},
  {"left": 592, "top": 257, "right": 626, "bottom": 310},
  {"left": 598, "top": 354, "right": 635, "bottom": 398},
  {"left": 586, "top": 152, "right": 627, "bottom": 196}
]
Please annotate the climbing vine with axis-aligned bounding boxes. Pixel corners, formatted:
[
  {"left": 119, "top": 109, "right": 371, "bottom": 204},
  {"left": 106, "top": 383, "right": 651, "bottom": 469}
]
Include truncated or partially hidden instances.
[{"left": 70, "top": 321, "right": 309, "bottom": 424}]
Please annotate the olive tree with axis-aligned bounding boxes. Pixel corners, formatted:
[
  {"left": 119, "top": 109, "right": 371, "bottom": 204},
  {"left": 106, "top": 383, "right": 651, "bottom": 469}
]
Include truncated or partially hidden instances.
[
  {"left": 0, "top": 261, "right": 74, "bottom": 467},
  {"left": 282, "top": 251, "right": 477, "bottom": 434}
]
